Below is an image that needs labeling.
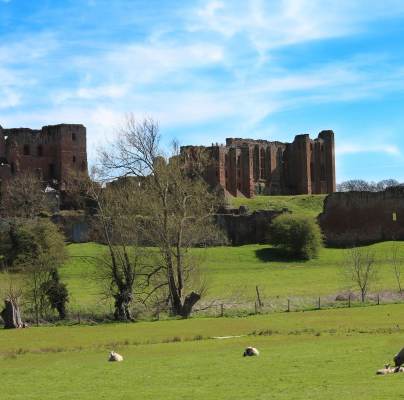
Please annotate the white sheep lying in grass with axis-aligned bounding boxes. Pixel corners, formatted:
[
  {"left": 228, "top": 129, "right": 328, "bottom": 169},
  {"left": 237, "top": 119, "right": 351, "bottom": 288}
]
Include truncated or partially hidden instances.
[
  {"left": 243, "top": 346, "right": 259, "bottom": 357},
  {"left": 108, "top": 351, "right": 123, "bottom": 362},
  {"left": 376, "top": 364, "right": 395, "bottom": 375}
]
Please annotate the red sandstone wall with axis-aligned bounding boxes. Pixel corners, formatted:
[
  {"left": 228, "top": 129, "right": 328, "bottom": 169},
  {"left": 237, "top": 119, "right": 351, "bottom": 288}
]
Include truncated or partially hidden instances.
[
  {"left": 180, "top": 130, "right": 336, "bottom": 197},
  {"left": 0, "top": 124, "right": 87, "bottom": 186},
  {"left": 319, "top": 188, "right": 404, "bottom": 246}
]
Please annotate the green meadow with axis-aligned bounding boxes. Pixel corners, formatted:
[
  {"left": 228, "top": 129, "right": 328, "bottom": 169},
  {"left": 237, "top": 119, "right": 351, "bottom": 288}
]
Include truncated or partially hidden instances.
[
  {"left": 229, "top": 194, "right": 326, "bottom": 218},
  {"left": 2, "top": 195, "right": 404, "bottom": 399},
  {"left": 58, "top": 241, "right": 404, "bottom": 314},
  {"left": 1, "top": 305, "right": 404, "bottom": 399}
]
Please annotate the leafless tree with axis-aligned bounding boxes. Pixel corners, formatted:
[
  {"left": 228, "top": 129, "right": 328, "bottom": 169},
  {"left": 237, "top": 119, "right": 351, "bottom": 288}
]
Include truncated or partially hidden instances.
[
  {"left": 60, "top": 168, "right": 92, "bottom": 210},
  {"left": 0, "top": 172, "right": 51, "bottom": 218},
  {"left": 84, "top": 177, "right": 162, "bottom": 321},
  {"left": 344, "top": 247, "right": 377, "bottom": 302},
  {"left": 337, "top": 179, "right": 401, "bottom": 192},
  {"left": 0, "top": 272, "right": 23, "bottom": 307},
  {"left": 98, "top": 115, "right": 222, "bottom": 317},
  {"left": 389, "top": 245, "right": 404, "bottom": 294}
]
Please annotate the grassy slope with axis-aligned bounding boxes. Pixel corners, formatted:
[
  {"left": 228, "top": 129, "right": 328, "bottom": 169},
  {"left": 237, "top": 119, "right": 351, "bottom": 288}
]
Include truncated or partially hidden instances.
[
  {"left": 1, "top": 305, "right": 404, "bottom": 399},
  {"left": 229, "top": 194, "right": 326, "bottom": 217},
  {"left": 59, "top": 241, "right": 403, "bottom": 310}
]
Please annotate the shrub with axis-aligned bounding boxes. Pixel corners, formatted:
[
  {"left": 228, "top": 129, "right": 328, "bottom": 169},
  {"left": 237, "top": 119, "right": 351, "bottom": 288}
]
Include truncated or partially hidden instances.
[
  {"left": 270, "top": 214, "right": 323, "bottom": 259},
  {"left": 42, "top": 269, "right": 69, "bottom": 319}
]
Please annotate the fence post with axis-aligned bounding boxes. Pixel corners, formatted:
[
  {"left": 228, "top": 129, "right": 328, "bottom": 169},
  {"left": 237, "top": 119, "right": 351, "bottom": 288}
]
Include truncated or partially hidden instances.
[
  {"left": 78, "top": 312, "right": 81, "bottom": 324},
  {"left": 287, "top": 299, "right": 290, "bottom": 312},
  {"left": 377, "top": 294, "right": 380, "bottom": 305},
  {"left": 220, "top": 303, "right": 224, "bottom": 317},
  {"left": 318, "top": 297, "right": 321, "bottom": 310},
  {"left": 256, "top": 285, "right": 263, "bottom": 308},
  {"left": 348, "top": 294, "right": 351, "bottom": 308}
]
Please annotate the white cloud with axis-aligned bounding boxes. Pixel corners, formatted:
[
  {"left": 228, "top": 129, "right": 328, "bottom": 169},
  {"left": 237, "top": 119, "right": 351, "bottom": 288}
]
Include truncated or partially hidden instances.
[
  {"left": 0, "top": 88, "right": 21, "bottom": 109},
  {"left": 71, "top": 41, "right": 224, "bottom": 88},
  {"left": 55, "top": 84, "right": 130, "bottom": 103},
  {"left": 337, "top": 143, "right": 401, "bottom": 156},
  {"left": 189, "top": 0, "right": 404, "bottom": 53},
  {"left": 0, "top": 32, "right": 58, "bottom": 63}
]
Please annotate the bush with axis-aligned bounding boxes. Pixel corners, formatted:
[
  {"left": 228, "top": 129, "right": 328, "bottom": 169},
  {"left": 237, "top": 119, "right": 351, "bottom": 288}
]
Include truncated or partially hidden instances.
[
  {"left": 42, "top": 269, "right": 69, "bottom": 319},
  {"left": 270, "top": 214, "right": 323, "bottom": 259}
]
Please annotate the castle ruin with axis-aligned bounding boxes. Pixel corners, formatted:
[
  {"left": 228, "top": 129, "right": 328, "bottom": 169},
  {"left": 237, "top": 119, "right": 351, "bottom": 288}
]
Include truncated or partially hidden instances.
[
  {"left": 181, "top": 130, "right": 336, "bottom": 197},
  {"left": 0, "top": 124, "right": 87, "bottom": 187}
]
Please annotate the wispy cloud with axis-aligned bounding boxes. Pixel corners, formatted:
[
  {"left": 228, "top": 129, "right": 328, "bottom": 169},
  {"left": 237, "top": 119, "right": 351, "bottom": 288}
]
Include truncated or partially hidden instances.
[
  {"left": 189, "top": 0, "right": 404, "bottom": 52},
  {"left": 337, "top": 143, "right": 401, "bottom": 156}
]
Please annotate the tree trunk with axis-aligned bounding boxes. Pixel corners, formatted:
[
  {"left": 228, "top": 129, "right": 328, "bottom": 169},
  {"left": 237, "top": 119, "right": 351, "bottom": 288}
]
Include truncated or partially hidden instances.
[
  {"left": 0, "top": 299, "right": 23, "bottom": 329},
  {"left": 113, "top": 290, "right": 134, "bottom": 321},
  {"left": 56, "top": 303, "right": 67, "bottom": 320},
  {"left": 178, "top": 291, "right": 201, "bottom": 318}
]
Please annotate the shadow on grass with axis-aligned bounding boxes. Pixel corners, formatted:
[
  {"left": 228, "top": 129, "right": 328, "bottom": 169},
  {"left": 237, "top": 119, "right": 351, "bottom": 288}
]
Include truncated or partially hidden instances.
[{"left": 254, "top": 247, "right": 305, "bottom": 263}]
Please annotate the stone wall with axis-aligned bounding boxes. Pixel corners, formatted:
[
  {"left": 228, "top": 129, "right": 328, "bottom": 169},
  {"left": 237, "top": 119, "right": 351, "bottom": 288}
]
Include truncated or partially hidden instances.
[
  {"left": 215, "top": 208, "right": 283, "bottom": 245},
  {"left": 0, "top": 124, "right": 87, "bottom": 187},
  {"left": 181, "top": 130, "right": 336, "bottom": 198},
  {"left": 318, "top": 187, "right": 404, "bottom": 246},
  {"left": 52, "top": 212, "right": 95, "bottom": 243},
  {"left": 52, "top": 208, "right": 283, "bottom": 245}
]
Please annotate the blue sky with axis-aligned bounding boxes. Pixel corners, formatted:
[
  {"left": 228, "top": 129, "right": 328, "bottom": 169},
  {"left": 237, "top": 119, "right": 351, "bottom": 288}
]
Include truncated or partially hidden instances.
[{"left": 1, "top": 0, "right": 404, "bottom": 182}]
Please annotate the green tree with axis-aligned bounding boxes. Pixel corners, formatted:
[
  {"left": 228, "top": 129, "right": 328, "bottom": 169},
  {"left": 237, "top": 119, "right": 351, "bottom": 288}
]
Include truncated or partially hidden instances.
[
  {"left": 0, "top": 219, "right": 68, "bottom": 322},
  {"left": 41, "top": 269, "right": 69, "bottom": 319},
  {"left": 270, "top": 214, "right": 323, "bottom": 260}
]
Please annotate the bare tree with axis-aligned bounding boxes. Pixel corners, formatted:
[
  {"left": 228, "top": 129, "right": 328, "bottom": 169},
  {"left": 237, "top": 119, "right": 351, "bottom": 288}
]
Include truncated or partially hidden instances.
[
  {"left": 344, "top": 247, "right": 377, "bottom": 302},
  {"left": 99, "top": 115, "right": 222, "bottom": 317},
  {"left": 0, "top": 172, "right": 50, "bottom": 218},
  {"left": 337, "top": 179, "right": 401, "bottom": 192},
  {"left": 58, "top": 167, "right": 94, "bottom": 211},
  {"left": 85, "top": 177, "right": 161, "bottom": 321},
  {"left": 389, "top": 245, "right": 404, "bottom": 294}
]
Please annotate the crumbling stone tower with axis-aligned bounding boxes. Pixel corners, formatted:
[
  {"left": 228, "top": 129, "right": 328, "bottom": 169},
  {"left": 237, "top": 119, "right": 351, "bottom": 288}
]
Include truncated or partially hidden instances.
[
  {"left": 181, "top": 130, "right": 336, "bottom": 197},
  {"left": 0, "top": 124, "right": 87, "bottom": 186}
]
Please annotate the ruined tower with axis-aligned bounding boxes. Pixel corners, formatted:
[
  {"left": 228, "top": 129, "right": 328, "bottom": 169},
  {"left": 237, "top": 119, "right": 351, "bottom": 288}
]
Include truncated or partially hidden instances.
[
  {"left": 0, "top": 124, "right": 88, "bottom": 186},
  {"left": 181, "top": 130, "right": 336, "bottom": 198}
]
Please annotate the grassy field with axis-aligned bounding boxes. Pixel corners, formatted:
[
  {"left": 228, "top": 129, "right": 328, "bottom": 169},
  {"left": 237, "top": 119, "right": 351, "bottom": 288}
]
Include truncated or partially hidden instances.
[
  {"left": 1, "top": 304, "right": 404, "bottom": 399},
  {"left": 229, "top": 194, "right": 326, "bottom": 218},
  {"left": 55, "top": 241, "right": 404, "bottom": 314}
]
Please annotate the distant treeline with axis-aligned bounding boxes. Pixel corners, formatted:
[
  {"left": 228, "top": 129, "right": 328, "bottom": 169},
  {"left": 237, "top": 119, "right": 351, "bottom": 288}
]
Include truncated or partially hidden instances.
[{"left": 336, "top": 179, "right": 402, "bottom": 192}]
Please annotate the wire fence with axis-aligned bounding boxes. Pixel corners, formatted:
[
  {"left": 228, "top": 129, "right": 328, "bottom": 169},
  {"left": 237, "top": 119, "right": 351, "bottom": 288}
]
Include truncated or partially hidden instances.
[
  {"left": 191, "top": 290, "right": 404, "bottom": 318},
  {"left": 2, "top": 289, "right": 403, "bottom": 326}
]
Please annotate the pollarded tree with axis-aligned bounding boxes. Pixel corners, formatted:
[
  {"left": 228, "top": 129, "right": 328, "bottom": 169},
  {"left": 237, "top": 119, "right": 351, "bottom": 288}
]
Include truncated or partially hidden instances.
[
  {"left": 99, "top": 116, "right": 222, "bottom": 317},
  {"left": 85, "top": 178, "right": 160, "bottom": 321}
]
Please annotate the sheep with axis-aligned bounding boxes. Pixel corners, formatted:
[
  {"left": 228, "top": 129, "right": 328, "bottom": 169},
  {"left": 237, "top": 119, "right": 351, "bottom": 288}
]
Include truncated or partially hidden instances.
[
  {"left": 108, "top": 351, "right": 123, "bottom": 362},
  {"left": 376, "top": 364, "right": 395, "bottom": 375},
  {"left": 243, "top": 346, "right": 259, "bottom": 357}
]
